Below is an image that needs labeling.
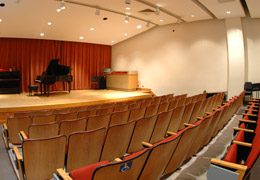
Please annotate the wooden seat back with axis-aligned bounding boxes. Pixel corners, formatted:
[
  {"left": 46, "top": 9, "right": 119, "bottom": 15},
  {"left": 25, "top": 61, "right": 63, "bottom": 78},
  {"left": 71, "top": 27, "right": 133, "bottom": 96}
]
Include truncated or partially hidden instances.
[
  {"left": 55, "top": 112, "right": 78, "bottom": 123},
  {"left": 178, "top": 103, "right": 195, "bottom": 130},
  {"left": 32, "top": 114, "right": 56, "bottom": 124},
  {"left": 189, "top": 100, "right": 203, "bottom": 124},
  {"left": 144, "top": 104, "right": 159, "bottom": 118},
  {"left": 109, "top": 110, "right": 130, "bottom": 127},
  {"left": 77, "top": 109, "right": 96, "bottom": 119},
  {"left": 86, "top": 114, "right": 110, "bottom": 131},
  {"left": 22, "top": 135, "right": 66, "bottom": 180},
  {"left": 128, "top": 107, "right": 146, "bottom": 122},
  {"left": 157, "top": 102, "right": 169, "bottom": 114},
  {"left": 66, "top": 128, "right": 106, "bottom": 172},
  {"left": 167, "top": 106, "right": 185, "bottom": 133},
  {"left": 128, "top": 116, "right": 157, "bottom": 152},
  {"left": 59, "top": 118, "right": 87, "bottom": 137},
  {"left": 28, "top": 122, "right": 59, "bottom": 139},
  {"left": 7, "top": 117, "right": 32, "bottom": 144},
  {"left": 96, "top": 107, "right": 114, "bottom": 116},
  {"left": 100, "top": 122, "right": 135, "bottom": 161}
]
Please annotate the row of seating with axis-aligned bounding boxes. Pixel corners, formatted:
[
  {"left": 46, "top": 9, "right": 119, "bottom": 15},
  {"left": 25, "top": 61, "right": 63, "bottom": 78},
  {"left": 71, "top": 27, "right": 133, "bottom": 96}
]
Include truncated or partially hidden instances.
[
  {"left": 208, "top": 98, "right": 260, "bottom": 180},
  {"left": 3, "top": 92, "right": 210, "bottom": 147},
  {"left": 55, "top": 91, "right": 244, "bottom": 180},
  {"left": 4, "top": 92, "right": 224, "bottom": 180}
]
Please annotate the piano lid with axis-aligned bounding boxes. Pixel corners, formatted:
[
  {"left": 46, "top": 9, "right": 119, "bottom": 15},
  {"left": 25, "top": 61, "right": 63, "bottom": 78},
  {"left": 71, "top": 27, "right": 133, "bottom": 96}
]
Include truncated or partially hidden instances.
[{"left": 46, "top": 59, "right": 71, "bottom": 76}]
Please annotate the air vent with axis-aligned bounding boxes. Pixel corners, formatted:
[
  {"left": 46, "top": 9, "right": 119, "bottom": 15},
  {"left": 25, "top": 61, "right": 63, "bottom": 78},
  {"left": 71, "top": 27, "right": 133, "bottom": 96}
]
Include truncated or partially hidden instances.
[
  {"left": 217, "top": 0, "right": 235, "bottom": 3},
  {"left": 139, "top": 8, "right": 156, "bottom": 15}
]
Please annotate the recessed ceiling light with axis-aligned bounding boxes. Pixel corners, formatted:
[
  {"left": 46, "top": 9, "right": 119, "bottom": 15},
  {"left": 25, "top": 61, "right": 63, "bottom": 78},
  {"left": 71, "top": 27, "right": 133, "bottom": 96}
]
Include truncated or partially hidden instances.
[
  {"left": 47, "top": 22, "right": 52, "bottom": 26},
  {"left": 191, "top": 14, "right": 195, "bottom": 18},
  {"left": 124, "top": 16, "right": 129, "bottom": 23},
  {"left": 111, "top": 40, "right": 115, "bottom": 43},
  {"left": 56, "top": 8, "right": 61, "bottom": 12},
  {"left": 124, "top": 33, "right": 128, "bottom": 36},
  {"left": 90, "top": 28, "right": 94, "bottom": 31},
  {"left": 40, "top": 33, "right": 45, "bottom": 37},
  {"left": 125, "top": 12, "right": 131, "bottom": 15},
  {"left": 0, "top": 18, "right": 2, "bottom": 23},
  {"left": 137, "top": 25, "right": 142, "bottom": 29},
  {"left": 126, "top": 7, "right": 131, "bottom": 10},
  {"left": 159, "top": 19, "right": 164, "bottom": 22},
  {"left": 79, "top": 36, "right": 84, "bottom": 40},
  {"left": 226, "top": 11, "right": 231, "bottom": 14}
]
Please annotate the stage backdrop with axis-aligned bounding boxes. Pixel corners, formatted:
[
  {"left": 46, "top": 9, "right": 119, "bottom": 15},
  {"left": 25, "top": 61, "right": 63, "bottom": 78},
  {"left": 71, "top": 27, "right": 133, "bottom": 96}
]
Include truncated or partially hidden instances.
[{"left": 0, "top": 38, "right": 111, "bottom": 92}]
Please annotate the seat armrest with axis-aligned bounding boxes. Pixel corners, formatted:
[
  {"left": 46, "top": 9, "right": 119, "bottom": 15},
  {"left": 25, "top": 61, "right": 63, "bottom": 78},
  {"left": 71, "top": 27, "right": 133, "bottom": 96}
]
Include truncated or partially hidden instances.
[
  {"left": 233, "top": 140, "right": 252, "bottom": 148},
  {"left": 57, "top": 168, "right": 72, "bottom": 180},
  {"left": 13, "top": 146, "right": 25, "bottom": 180},
  {"left": 3, "top": 123, "right": 7, "bottom": 130},
  {"left": 167, "top": 131, "right": 177, "bottom": 136},
  {"left": 184, "top": 123, "right": 195, "bottom": 127},
  {"left": 245, "top": 109, "right": 258, "bottom": 112},
  {"left": 239, "top": 119, "right": 256, "bottom": 124},
  {"left": 142, "top": 141, "right": 153, "bottom": 148},
  {"left": 19, "top": 131, "right": 28, "bottom": 141},
  {"left": 233, "top": 127, "right": 254, "bottom": 133},
  {"left": 243, "top": 113, "right": 257, "bottom": 117},
  {"left": 113, "top": 158, "right": 123, "bottom": 162}
]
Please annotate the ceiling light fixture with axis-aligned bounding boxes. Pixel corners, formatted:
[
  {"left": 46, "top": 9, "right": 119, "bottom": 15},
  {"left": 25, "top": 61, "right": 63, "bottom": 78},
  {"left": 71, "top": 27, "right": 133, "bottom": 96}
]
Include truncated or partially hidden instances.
[
  {"left": 56, "top": 8, "right": 61, "bottom": 12},
  {"left": 60, "top": 0, "right": 66, "bottom": 10},
  {"left": 47, "top": 22, "right": 52, "bottom": 26},
  {"left": 137, "top": 25, "right": 142, "bottom": 29},
  {"left": 95, "top": 8, "right": 100, "bottom": 15},
  {"left": 126, "top": 7, "right": 131, "bottom": 10},
  {"left": 79, "top": 36, "right": 84, "bottom": 40},
  {"left": 226, "top": 11, "right": 231, "bottom": 14},
  {"left": 125, "top": 0, "right": 131, "bottom": 5},
  {"left": 90, "top": 28, "right": 94, "bottom": 31},
  {"left": 111, "top": 40, "right": 115, "bottom": 43},
  {"left": 0, "top": 18, "right": 2, "bottom": 22},
  {"left": 40, "top": 33, "right": 45, "bottom": 37},
  {"left": 124, "top": 15, "right": 129, "bottom": 23},
  {"left": 191, "top": 14, "right": 195, "bottom": 18},
  {"left": 124, "top": 33, "right": 128, "bottom": 36},
  {"left": 159, "top": 19, "right": 164, "bottom": 22}
]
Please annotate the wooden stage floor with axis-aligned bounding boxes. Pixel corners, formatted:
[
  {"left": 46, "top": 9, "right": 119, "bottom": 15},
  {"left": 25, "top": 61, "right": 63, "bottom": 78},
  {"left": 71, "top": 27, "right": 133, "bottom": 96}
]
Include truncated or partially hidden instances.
[{"left": 0, "top": 89, "right": 152, "bottom": 123}]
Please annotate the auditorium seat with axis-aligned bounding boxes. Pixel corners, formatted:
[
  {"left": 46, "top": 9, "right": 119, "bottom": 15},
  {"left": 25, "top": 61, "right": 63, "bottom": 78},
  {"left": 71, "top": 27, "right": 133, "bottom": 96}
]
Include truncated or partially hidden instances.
[
  {"left": 86, "top": 114, "right": 110, "bottom": 131},
  {"left": 164, "top": 124, "right": 200, "bottom": 175},
  {"left": 149, "top": 110, "right": 172, "bottom": 143},
  {"left": 151, "top": 96, "right": 161, "bottom": 105},
  {"left": 157, "top": 102, "right": 169, "bottom": 114},
  {"left": 167, "top": 105, "right": 185, "bottom": 133},
  {"left": 4, "top": 116, "right": 32, "bottom": 146},
  {"left": 27, "top": 122, "right": 59, "bottom": 139},
  {"left": 140, "top": 97, "right": 153, "bottom": 107},
  {"left": 167, "top": 99, "right": 178, "bottom": 111},
  {"left": 139, "top": 128, "right": 184, "bottom": 180},
  {"left": 113, "top": 103, "right": 129, "bottom": 112},
  {"left": 96, "top": 107, "right": 114, "bottom": 116},
  {"left": 100, "top": 122, "right": 135, "bottom": 161},
  {"left": 77, "top": 109, "right": 96, "bottom": 119},
  {"left": 128, "top": 116, "right": 157, "bottom": 152},
  {"left": 128, "top": 107, "right": 146, "bottom": 122},
  {"left": 109, "top": 110, "right": 130, "bottom": 127},
  {"left": 32, "top": 114, "right": 56, "bottom": 124},
  {"left": 144, "top": 104, "right": 159, "bottom": 118},
  {"left": 13, "top": 135, "right": 66, "bottom": 180},
  {"left": 57, "top": 148, "right": 150, "bottom": 180},
  {"left": 55, "top": 112, "right": 78, "bottom": 123},
  {"left": 66, "top": 128, "right": 106, "bottom": 172},
  {"left": 176, "top": 96, "right": 187, "bottom": 106},
  {"left": 59, "top": 118, "right": 87, "bottom": 138},
  {"left": 178, "top": 102, "right": 195, "bottom": 130},
  {"left": 189, "top": 100, "right": 203, "bottom": 124}
]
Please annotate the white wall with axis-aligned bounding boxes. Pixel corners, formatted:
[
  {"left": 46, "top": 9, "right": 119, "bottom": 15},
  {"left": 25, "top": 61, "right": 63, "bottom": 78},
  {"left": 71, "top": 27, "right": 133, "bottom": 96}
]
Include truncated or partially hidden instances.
[
  {"left": 112, "top": 20, "right": 228, "bottom": 96},
  {"left": 243, "top": 18, "right": 260, "bottom": 83},
  {"left": 225, "top": 18, "right": 245, "bottom": 99}
]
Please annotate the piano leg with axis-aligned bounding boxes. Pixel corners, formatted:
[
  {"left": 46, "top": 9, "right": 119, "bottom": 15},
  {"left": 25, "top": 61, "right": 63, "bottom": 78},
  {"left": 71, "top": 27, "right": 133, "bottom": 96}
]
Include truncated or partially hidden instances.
[
  {"left": 63, "top": 81, "right": 65, "bottom": 91},
  {"left": 68, "top": 81, "right": 71, "bottom": 93}
]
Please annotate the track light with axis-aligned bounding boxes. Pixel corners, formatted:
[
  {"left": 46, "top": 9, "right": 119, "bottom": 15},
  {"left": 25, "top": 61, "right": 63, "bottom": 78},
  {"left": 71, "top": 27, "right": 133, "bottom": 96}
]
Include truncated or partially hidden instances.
[
  {"left": 95, "top": 8, "right": 100, "bottom": 15},
  {"left": 125, "top": 0, "right": 131, "bottom": 5},
  {"left": 60, "top": 0, "right": 66, "bottom": 10},
  {"left": 124, "top": 15, "right": 129, "bottom": 23}
]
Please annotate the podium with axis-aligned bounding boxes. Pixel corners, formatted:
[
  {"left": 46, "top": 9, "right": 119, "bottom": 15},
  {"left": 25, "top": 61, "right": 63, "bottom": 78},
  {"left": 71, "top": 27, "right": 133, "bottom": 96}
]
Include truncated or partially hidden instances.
[{"left": 106, "top": 71, "right": 138, "bottom": 91}]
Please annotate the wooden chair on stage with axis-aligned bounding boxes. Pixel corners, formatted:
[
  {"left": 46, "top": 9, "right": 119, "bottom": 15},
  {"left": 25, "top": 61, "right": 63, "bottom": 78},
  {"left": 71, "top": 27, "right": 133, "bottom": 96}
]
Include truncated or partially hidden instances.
[
  {"left": 13, "top": 135, "right": 66, "bottom": 180},
  {"left": 56, "top": 148, "right": 150, "bottom": 180},
  {"left": 109, "top": 110, "right": 130, "bottom": 127},
  {"left": 100, "top": 122, "right": 135, "bottom": 161},
  {"left": 66, "top": 128, "right": 106, "bottom": 172},
  {"left": 128, "top": 116, "right": 157, "bottom": 152},
  {"left": 149, "top": 110, "right": 172, "bottom": 144}
]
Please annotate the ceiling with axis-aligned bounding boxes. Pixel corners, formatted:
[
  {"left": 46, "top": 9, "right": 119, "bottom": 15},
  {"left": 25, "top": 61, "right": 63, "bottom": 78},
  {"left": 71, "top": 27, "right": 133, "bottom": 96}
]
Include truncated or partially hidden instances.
[{"left": 0, "top": 0, "right": 259, "bottom": 45}]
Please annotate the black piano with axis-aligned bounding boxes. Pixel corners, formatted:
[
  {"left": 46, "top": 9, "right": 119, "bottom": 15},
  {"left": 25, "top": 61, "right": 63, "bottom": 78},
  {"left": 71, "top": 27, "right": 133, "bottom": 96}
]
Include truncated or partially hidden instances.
[{"left": 35, "top": 59, "right": 73, "bottom": 96}]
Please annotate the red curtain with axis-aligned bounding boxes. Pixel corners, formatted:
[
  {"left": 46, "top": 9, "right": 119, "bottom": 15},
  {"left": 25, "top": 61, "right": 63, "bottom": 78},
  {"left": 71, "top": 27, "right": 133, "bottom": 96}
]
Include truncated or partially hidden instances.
[{"left": 0, "top": 38, "right": 111, "bottom": 92}]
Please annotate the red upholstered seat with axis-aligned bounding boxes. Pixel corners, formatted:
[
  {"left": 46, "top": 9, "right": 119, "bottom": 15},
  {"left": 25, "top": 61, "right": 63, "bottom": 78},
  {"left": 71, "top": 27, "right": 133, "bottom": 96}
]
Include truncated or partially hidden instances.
[
  {"left": 234, "top": 130, "right": 245, "bottom": 142},
  {"left": 70, "top": 161, "right": 109, "bottom": 180},
  {"left": 245, "top": 133, "right": 260, "bottom": 168},
  {"left": 224, "top": 144, "right": 238, "bottom": 163}
]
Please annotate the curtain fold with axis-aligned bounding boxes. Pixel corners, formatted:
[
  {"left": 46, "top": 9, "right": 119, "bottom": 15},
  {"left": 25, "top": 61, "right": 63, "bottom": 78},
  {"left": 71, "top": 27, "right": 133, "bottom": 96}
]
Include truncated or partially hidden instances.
[{"left": 0, "top": 38, "right": 111, "bottom": 92}]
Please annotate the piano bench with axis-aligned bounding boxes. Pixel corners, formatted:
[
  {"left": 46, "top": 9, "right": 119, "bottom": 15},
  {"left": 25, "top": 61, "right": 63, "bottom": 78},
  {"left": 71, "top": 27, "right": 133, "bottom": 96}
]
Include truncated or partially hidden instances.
[{"left": 28, "top": 85, "right": 38, "bottom": 96}]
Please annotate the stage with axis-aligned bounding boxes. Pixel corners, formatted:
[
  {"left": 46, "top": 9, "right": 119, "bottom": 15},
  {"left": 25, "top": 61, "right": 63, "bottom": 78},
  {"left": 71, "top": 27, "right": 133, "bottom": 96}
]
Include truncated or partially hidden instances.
[{"left": 0, "top": 89, "right": 153, "bottom": 124}]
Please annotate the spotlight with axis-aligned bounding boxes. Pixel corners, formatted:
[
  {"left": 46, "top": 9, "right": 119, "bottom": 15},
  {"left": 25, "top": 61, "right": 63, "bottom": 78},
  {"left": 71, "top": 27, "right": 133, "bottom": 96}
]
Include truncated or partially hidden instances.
[
  {"left": 95, "top": 8, "right": 100, "bottom": 15},
  {"left": 124, "top": 15, "right": 129, "bottom": 23},
  {"left": 125, "top": 0, "right": 131, "bottom": 5},
  {"left": 60, "top": 0, "right": 66, "bottom": 10}
]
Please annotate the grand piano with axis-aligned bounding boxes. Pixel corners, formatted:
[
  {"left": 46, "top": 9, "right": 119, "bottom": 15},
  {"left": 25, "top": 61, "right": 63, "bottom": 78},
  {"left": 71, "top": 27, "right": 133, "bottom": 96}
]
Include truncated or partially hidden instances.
[{"left": 35, "top": 59, "right": 73, "bottom": 96}]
